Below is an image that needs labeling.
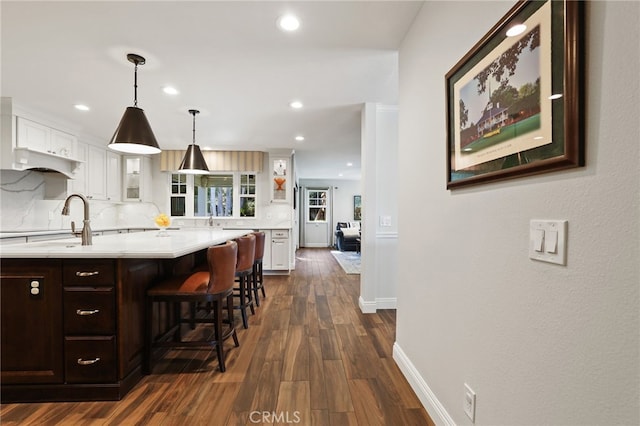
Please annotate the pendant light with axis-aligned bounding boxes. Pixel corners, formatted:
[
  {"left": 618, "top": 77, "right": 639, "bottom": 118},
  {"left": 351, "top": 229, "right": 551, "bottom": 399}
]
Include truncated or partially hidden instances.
[
  {"left": 108, "top": 53, "right": 161, "bottom": 155},
  {"left": 178, "top": 109, "right": 209, "bottom": 174}
]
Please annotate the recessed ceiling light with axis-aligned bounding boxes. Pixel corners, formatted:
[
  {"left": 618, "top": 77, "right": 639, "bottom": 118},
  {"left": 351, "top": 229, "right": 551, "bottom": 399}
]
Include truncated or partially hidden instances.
[
  {"left": 295, "top": 135, "right": 305, "bottom": 141},
  {"left": 506, "top": 24, "right": 527, "bottom": 37},
  {"left": 163, "top": 86, "right": 179, "bottom": 95},
  {"left": 338, "top": 173, "right": 344, "bottom": 177},
  {"left": 289, "top": 100, "right": 303, "bottom": 109},
  {"left": 346, "top": 162, "right": 353, "bottom": 167},
  {"left": 278, "top": 14, "right": 300, "bottom": 32},
  {"left": 74, "top": 104, "right": 90, "bottom": 111}
]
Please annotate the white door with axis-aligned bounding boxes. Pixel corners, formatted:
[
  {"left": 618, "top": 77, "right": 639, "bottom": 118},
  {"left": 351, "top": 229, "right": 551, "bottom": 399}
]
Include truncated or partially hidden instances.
[{"left": 302, "top": 187, "right": 331, "bottom": 248}]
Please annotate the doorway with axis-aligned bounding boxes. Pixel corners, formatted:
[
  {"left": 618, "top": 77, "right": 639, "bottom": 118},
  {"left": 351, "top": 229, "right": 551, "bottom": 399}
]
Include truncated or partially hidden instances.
[{"left": 301, "top": 187, "right": 331, "bottom": 248}]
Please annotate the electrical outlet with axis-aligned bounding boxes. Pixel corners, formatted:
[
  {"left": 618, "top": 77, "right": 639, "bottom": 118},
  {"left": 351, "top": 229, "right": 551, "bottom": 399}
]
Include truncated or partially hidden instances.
[{"left": 464, "top": 383, "right": 476, "bottom": 422}]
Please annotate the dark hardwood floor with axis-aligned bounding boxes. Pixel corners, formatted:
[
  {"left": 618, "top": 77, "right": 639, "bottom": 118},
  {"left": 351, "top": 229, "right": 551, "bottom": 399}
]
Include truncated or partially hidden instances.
[{"left": 1, "top": 248, "right": 433, "bottom": 425}]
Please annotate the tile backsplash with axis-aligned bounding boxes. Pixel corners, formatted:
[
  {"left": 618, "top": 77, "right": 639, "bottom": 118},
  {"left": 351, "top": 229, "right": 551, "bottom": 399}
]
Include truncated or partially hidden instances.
[{"left": 0, "top": 170, "right": 161, "bottom": 231}]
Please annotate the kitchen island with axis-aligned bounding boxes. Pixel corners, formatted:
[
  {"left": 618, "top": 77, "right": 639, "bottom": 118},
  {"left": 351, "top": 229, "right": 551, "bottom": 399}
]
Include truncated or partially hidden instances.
[{"left": 0, "top": 228, "right": 249, "bottom": 403}]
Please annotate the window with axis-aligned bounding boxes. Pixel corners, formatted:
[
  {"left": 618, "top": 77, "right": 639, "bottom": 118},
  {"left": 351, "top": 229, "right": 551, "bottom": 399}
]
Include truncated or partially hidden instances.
[
  {"left": 239, "top": 173, "right": 256, "bottom": 217},
  {"left": 307, "top": 190, "right": 327, "bottom": 222},
  {"left": 168, "top": 172, "right": 257, "bottom": 218},
  {"left": 170, "top": 173, "right": 187, "bottom": 216},
  {"left": 194, "top": 174, "right": 233, "bottom": 217}
]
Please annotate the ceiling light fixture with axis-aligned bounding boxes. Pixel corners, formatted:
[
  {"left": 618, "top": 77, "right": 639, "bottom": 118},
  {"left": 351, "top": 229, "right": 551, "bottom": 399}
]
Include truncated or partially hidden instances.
[
  {"left": 178, "top": 109, "right": 209, "bottom": 174},
  {"left": 108, "top": 53, "right": 161, "bottom": 155},
  {"left": 278, "top": 14, "right": 300, "bottom": 32},
  {"left": 289, "top": 100, "right": 303, "bottom": 109},
  {"left": 74, "top": 104, "right": 90, "bottom": 111},
  {"left": 163, "top": 86, "right": 179, "bottom": 95},
  {"left": 295, "top": 135, "right": 305, "bottom": 141}
]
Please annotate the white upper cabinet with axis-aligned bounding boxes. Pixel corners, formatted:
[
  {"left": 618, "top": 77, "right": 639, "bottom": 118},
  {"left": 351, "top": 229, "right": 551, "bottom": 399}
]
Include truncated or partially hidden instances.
[
  {"left": 17, "top": 117, "right": 76, "bottom": 158},
  {"left": 106, "top": 151, "right": 121, "bottom": 202},
  {"left": 87, "top": 145, "right": 106, "bottom": 200},
  {"left": 123, "top": 156, "right": 152, "bottom": 202}
]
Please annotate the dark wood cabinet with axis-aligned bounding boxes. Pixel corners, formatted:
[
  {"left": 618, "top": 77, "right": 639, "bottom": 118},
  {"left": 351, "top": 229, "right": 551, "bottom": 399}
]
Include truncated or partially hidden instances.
[
  {"left": 1, "top": 257, "right": 163, "bottom": 402},
  {"left": 0, "top": 259, "right": 64, "bottom": 386}
]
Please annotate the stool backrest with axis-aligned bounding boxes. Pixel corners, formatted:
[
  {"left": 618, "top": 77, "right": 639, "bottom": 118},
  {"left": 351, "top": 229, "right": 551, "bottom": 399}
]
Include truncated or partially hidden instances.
[
  {"left": 234, "top": 234, "right": 256, "bottom": 273},
  {"left": 207, "top": 240, "right": 238, "bottom": 294},
  {"left": 252, "top": 231, "right": 266, "bottom": 261}
]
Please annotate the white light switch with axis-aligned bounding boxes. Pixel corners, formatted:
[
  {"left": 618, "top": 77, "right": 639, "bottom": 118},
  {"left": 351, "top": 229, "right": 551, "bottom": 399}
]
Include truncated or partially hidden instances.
[{"left": 529, "top": 220, "right": 567, "bottom": 265}]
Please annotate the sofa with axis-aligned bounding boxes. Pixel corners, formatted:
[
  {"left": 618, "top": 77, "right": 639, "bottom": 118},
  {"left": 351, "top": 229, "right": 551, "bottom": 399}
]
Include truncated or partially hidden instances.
[{"left": 335, "top": 222, "right": 360, "bottom": 252}]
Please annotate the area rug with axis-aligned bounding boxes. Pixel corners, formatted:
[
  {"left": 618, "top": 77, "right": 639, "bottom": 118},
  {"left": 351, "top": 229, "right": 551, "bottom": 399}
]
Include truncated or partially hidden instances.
[{"left": 330, "top": 250, "right": 361, "bottom": 274}]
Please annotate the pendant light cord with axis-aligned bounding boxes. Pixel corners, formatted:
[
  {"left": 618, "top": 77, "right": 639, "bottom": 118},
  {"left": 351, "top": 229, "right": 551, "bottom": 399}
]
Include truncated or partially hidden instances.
[
  {"left": 133, "top": 63, "right": 138, "bottom": 107},
  {"left": 192, "top": 112, "right": 196, "bottom": 145}
]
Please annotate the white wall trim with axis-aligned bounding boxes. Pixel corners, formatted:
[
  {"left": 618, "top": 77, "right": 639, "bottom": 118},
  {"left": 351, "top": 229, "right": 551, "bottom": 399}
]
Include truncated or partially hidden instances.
[
  {"left": 375, "top": 231, "right": 398, "bottom": 239},
  {"left": 358, "top": 296, "right": 397, "bottom": 313},
  {"left": 393, "top": 342, "right": 456, "bottom": 426}
]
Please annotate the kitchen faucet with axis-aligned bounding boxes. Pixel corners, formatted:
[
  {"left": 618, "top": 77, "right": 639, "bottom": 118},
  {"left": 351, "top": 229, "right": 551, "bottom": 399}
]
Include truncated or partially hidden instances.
[{"left": 62, "top": 193, "right": 92, "bottom": 245}]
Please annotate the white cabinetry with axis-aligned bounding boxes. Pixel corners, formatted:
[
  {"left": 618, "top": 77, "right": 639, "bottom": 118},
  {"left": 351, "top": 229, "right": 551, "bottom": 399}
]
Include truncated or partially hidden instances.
[
  {"left": 17, "top": 117, "right": 76, "bottom": 158},
  {"left": 123, "top": 156, "right": 152, "bottom": 202},
  {"left": 87, "top": 145, "right": 106, "bottom": 200},
  {"left": 270, "top": 229, "right": 290, "bottom": 271},
  {"left": 69, "top": 143, "right": 87, "bottom": 195},
  {"left": 69, "top": 143, "right": 121, "bottom": 201},
  {"left": 106, "top": 151, "right": 121, "bottom": 202}
]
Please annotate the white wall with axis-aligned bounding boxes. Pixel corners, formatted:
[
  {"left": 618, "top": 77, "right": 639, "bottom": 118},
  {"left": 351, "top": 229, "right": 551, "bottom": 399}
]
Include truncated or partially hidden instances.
[
  {"left": 395, "top": 2, "right": 639, "bottom": 425},
  {"left": 360, "top": 103, "right": 399, "bottom": 312}
]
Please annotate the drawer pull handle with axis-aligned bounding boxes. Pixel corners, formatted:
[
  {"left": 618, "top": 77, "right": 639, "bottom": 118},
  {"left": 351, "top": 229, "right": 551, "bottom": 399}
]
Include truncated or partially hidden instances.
[
  {"left": 77, "top": 357, "right": 100, "bottom": 366},
  {"left": 76, "top": 271, "right": 99, "bottom": 277},
  {"left": 76, "top": 309, "right": 100, "bottom": 316}
]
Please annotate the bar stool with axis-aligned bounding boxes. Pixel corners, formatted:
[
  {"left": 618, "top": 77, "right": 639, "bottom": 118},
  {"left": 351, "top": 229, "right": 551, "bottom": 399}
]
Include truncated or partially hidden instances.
[
  {"left": 251, "top": 231, "right": 266, "bottom": 306},
  {"left": 145, "top": 240, "right": 239, "bottom": 374},
  {"left": 234, "top": 234, "right": 256, "bottom": 329}
]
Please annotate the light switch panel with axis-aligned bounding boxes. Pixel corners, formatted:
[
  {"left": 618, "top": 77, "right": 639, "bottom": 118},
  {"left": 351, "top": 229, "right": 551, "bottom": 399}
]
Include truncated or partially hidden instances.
[{"left": 529, "top": 220, "right": 567, "bottom": 265}]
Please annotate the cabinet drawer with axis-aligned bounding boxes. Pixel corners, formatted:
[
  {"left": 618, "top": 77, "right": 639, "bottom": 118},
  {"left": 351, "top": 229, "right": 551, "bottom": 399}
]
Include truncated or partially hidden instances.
[
  {"left": 64, "top": 336, "right": 116, "bottom": 383},
  {"left": 64, "top": 287, "right": 115, "bottom": 334},
  {"left": 272, "top": 230, "right": 289, "bottom": 238},
  {"left": 63, "top": 260, "right": 115, "bottom": 286}
]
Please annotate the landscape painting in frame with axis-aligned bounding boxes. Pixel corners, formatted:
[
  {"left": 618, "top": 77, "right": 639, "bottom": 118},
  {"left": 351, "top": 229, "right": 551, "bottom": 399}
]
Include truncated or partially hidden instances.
[{"left": 446, "top": 0, "right": 584, "bottom": 188}]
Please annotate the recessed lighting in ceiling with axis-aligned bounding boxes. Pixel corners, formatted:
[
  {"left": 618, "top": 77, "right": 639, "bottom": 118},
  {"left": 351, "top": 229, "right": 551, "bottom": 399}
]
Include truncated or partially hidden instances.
[
  {"left": 346, "top": 162, "right": 353, "bottom": 167},
  {"left": 163, "top": 86, "right": 179, "bottom": 95},
  {"left": 506, "top": 24, "right": 527, "bottom": 37},
  {"left": 338, "top": 173, "right": 344, "bottom": 177},
  {"left": 74, "top": 104, "right": 90, "bottom": 111},
  {"left": 289, "top": 100, "right": 303, "bottom": 109},
  {"left": 295, "top": 135, "right": 305, "bottom": 141},
  {"left": 278, "top": 14, "right": 300, "bottom": 32}
]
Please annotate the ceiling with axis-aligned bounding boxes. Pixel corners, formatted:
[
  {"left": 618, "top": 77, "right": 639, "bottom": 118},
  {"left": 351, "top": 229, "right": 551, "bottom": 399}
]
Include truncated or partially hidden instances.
[{"left": 1, "top": 1, "right": 423, "bottom": 180}]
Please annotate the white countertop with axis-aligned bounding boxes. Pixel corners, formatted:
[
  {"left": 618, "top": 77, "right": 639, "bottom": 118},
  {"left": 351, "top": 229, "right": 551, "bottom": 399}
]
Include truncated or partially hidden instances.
[{"left": 0, "top": 229, "right": 250, "bottom": 259}]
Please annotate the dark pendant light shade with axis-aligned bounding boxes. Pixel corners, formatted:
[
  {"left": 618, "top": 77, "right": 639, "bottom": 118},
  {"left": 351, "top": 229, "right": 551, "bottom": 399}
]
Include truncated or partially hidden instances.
[
  {"left": 109, "top": 53, "right": 161, "bottom": 155},
  {"left": 178, "top": 109, "right": 209, "bottom": 174}
]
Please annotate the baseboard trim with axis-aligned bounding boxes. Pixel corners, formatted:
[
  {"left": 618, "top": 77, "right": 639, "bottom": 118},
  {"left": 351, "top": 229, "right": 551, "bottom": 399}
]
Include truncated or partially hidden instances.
[
  {"left": 393, "top": 342, "right": 455, "bottom": 426},
  {"left": 358, "top": 296, "right": 397, "bottom": 313}
]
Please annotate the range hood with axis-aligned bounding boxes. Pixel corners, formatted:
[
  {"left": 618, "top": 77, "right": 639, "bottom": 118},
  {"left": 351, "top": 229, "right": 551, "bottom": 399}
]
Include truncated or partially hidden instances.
[
  {"left": 1, "top": 97, "right": 82, "bottom": 179},
  {"left": 12, "top": 147, "right": 81, "bottom": 178}
]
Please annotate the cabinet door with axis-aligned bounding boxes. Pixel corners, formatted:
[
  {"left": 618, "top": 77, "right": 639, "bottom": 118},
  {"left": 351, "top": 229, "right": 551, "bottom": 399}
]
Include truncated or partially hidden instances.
[
  {"left": 106, "top": 151, "right": 121, "bottom": 201},
  {"left": 123, "top": 156, "right": 142, "bottom": 201},
  {"left": 271, "top": 238, "right": 289, "bottom": 270},
  {"left": 0, "top": 260, "right": 64, "bottom": 385},
  {"left": 16, "top": 117, "right": 49, "bottom": 152},
  {"left": 69, "top": 142, "right": 88, "bottom": 194},
  {"left": 51, "top": 129, "right": 76, "bottom": 158},
  {"left": 87, "top": 146, "right": 106, "bottom": 200}
]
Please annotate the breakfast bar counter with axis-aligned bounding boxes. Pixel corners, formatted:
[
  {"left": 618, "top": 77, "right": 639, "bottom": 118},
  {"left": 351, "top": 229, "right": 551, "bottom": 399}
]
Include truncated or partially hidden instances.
[{"left": 0, "top": 228, "right": 249, "bottom": 403}]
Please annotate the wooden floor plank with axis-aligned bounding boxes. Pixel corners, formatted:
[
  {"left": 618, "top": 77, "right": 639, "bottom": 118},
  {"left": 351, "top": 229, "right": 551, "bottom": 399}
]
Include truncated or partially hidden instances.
[{"left": 0, "top": 248, "right": 433, "bottom": 426}]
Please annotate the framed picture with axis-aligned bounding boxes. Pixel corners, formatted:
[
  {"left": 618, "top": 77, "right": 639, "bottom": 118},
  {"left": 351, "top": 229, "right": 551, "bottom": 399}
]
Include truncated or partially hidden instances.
[
  {"left": 353, "top": 195, "right": 362, "bottom": 220},
  {"left": 445, "top": 0, "right": 584, "bottom": 189},
  {"left": 272, "top": 158, "right": 288, "bottom": 202}
]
